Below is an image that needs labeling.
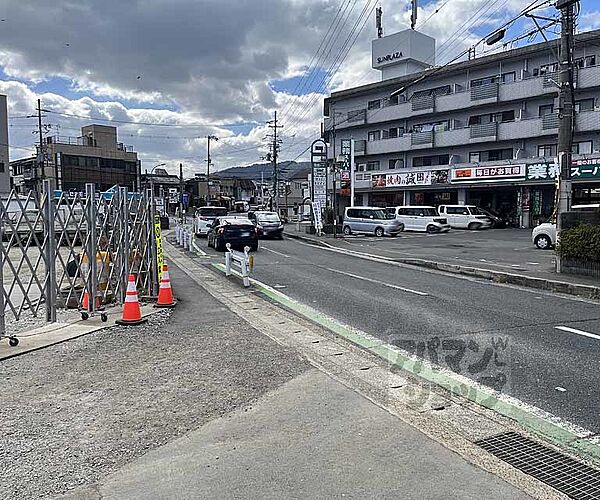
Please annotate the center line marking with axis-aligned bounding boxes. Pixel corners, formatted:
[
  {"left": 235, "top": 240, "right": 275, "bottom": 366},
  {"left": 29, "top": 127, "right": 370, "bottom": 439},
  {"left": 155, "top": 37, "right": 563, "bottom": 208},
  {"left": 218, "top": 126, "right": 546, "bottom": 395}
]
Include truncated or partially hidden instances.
[
  {"left": 555, "top": 325, "right": 600, "bottom": 341},
  {"left": 325, "top": 267, "right": 428, "bottom": 296},
  {"left": 262, "top": 247, "right": 290, "bottom": 258}
]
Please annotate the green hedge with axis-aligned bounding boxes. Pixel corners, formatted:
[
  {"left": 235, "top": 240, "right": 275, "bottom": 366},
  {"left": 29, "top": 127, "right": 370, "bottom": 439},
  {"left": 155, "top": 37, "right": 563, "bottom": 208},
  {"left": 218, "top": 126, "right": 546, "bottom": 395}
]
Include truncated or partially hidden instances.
[{"left": 556, "top": 223, "right": 600, "bottom": 262}]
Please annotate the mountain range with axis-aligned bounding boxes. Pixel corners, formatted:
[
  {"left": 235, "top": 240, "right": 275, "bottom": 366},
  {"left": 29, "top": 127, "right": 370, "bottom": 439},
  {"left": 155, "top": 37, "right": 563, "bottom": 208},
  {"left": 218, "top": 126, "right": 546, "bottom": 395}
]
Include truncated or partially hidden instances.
[{"left": 215, "top": 161, "right": 311, "bottom": 181}]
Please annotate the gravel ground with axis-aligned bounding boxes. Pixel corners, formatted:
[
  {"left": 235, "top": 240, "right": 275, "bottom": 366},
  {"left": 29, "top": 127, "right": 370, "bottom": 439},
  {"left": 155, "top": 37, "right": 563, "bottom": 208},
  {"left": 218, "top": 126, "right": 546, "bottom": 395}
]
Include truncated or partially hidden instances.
[{"left": 0, "top": 265, "right": 310, "bottom": 499}]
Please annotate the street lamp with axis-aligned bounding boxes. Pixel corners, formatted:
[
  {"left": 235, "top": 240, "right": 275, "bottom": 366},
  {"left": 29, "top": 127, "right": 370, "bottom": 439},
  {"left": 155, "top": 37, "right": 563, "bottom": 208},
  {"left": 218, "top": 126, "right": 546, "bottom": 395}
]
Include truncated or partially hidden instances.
[
  {"left": 207, "top": 135, "right": 218, "bottom": 203},
  {"left": 148, "top": 163, "right": 166, "bottom": 212}
]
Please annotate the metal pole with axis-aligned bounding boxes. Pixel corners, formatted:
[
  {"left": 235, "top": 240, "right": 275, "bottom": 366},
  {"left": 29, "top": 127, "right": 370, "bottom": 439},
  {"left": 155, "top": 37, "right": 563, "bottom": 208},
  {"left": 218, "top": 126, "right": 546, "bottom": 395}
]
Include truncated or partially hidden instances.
[
  {"left": 43, "top": 180, "right": 57, "bottom": 322},
  {"left": 0, "top": 206, "right": 6, "bottom": 339},
  {"left": 555, "top": 1, "right": 575, "bottom": 273},
  {"left": 120, "top": 187, "right": 130, "bottom": 291},
  {"left": 85, "top": 183, "right": 97, "bottom": 314},
  {"left": 147, "top": 187, "right": 159, "bottom": 297}
]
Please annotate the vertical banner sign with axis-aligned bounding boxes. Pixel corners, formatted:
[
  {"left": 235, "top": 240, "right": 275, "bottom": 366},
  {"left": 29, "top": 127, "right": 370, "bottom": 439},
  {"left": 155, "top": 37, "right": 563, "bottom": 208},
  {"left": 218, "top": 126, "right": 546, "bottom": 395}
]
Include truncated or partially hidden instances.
[
  {"left": 312, "top": 201, "right": 323, "bottom": 229},
  {"left": 311, "top": 139, "right": 328, "bottom": 210},
  {"left": 340, "top": 139, "right": 352, "bottom": 196},
  {"left": 154, "top": 214, "right": 164, "bottom": 282}
]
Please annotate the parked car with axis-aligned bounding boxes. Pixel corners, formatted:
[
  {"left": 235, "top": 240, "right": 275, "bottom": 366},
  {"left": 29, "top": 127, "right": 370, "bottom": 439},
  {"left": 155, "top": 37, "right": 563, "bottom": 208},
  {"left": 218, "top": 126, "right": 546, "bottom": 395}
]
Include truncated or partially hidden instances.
[
  {"left": 479, "top": 208, "right": 508, "bottom": 229},
  {"left": 247, "top": 211, "right": 284, "bottom": 239},
  {"left": 386, "top": 206, "right": 450, "bottom": 233},
  {"left": 532, "top": 222, "right": 556, "bottom": 249},
  {"left": 234, "top": 200, "right": 250, "bottom": 213},
  {"left": 531, "top": 203, "right": 600, "bottom": 249},
  {"left": 342, "top": 207, "right": 404, "bottom": 237},
  {"left": 437, "top": 205, "right": 492, "bottom": 230},
  {"left": 207, "top": 217, "right": 258, "bottom": 252},
  {"left": 194, "top": 206, "right": 228, "bottom": 237}
]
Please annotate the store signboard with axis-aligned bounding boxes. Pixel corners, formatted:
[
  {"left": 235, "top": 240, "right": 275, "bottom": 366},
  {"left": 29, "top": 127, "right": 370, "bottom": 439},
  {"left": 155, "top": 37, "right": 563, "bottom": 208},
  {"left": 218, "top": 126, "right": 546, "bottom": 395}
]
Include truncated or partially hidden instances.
[
  {"left": 526, "top": 161, "right": 560, "bottom": 181},
  {"left": 571, "top": 158, "right": 600, "bottom": 179},
  {"left": 311, "top": 139, "right": 328, "bottom": 208},
  {"left": 451, "top": 165, "right": 524, "bottom": 182},
  {"left": 372, "top": 169, "right": 449, "bottom": 188}
]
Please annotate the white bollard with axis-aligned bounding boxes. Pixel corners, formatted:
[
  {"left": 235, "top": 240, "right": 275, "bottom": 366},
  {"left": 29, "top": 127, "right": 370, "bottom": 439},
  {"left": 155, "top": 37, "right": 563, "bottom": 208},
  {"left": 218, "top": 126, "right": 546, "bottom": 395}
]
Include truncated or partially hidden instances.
[
  {"left": 188, "top": 230, "right": 193, "bottom": 251},
  {"left": 175, "top": 225, "right": 181, "bottom": 245},
  {"left": 241, "top": 246, "right": 250, "bottom": 287},
  {"left": 225, "top": 243, "right": 232, "bottom": 276}
]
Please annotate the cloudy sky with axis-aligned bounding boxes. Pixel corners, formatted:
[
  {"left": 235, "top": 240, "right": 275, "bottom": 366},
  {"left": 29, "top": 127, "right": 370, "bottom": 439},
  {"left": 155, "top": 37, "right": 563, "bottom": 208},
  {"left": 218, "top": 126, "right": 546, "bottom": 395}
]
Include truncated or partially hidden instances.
[{"left": 1, "top": 0, "right": 599, "bottom": 177}]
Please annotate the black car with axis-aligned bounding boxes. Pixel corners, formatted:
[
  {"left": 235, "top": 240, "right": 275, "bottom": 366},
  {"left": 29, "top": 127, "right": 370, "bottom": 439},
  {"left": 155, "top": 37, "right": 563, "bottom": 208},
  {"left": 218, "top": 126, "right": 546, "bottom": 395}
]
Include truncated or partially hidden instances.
[
  {"left": 207, "top": 217, "right": 258, "bottom": 252},
  {"left": 247, "top": 211, "right": 284, "bottom": 239},
  {"left": 480, "top": 208, "right": 508, "bottom": 228}
]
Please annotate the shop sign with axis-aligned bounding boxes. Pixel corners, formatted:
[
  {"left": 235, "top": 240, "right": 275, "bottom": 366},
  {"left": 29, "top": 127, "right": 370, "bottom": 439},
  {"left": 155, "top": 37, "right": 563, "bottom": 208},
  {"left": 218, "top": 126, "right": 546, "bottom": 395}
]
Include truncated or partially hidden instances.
[
  {"left": 372, "top": 169, "right": 449, "bottom": 188},
  {"left": 526, "top": 161, "right": 560, "bottom": 181},
  {"left": 451, "top": 165, "right": 524, "bottom": 182},
  {"left": 571, "top": 158, "right": 600, "bottom": 179}
]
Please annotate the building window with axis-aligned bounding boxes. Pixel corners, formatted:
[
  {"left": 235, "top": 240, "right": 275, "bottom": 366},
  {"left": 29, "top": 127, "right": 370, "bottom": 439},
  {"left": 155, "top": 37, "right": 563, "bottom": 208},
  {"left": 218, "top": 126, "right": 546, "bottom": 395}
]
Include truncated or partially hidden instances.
[
  {"left": 366, "top": 161, "right": 380, "bottom": 171},
  {"left": 388, "top": 127, "right": 404, "bottom": 138},
  {"left": 575, "top": 98, "right": 594, "bottom": 112},
  {"left": 413, "top": 120, "right": 449, "bottom": 133},
  {"left": 0, "top": 162, "right": 4, "bottom": 173},
  {"left": 539, "top": 104, "right": 554, "bottom": 117},
  {"left": 368, "top": 99, "right": 381, "bottom": 110},
  {"left": 538, "top": 144, "right": 558, "bottom": 157},
  {"left": 368, "top": 130, "right": 381, "bottom": 142},
  {"left": 469, "top": 110, "right": 515, "bottom": 126},
  {"left": 575, "top": 55, "right": 596, "bottom": 68},
  {"left": 469, "top": 148, "right": 513, "bottom": 162},
  {"left": 389, "top": 159, "right": 403, "bottom": 169},
  {"left": 471, "top": 72, "right": 516, "bottom": 87},
  {"left": 413, "top": 154, "right": 449, "bottom": 167},
  {"left": 538, "top": 63, "right": 559, "bottom": 76},
  {"left": 411, "top": 85, "right": 451, "bottom": 99},
  {"left": 573, "top": 141, "right": 593, "bottom": 155}
]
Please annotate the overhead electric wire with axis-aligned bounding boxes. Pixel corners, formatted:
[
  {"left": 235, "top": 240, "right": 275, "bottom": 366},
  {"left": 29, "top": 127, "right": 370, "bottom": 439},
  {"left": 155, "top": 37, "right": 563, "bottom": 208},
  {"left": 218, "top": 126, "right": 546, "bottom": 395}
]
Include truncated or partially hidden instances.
[{"left": 279, "top": 0, "right": 360, "bottom": 124}]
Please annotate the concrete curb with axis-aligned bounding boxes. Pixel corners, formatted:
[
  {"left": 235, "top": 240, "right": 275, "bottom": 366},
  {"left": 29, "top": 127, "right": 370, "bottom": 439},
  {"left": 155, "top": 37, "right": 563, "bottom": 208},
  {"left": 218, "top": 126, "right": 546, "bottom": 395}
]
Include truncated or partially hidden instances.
[{"left": 285, "top": 232, "right": 600, "bottom": 300}]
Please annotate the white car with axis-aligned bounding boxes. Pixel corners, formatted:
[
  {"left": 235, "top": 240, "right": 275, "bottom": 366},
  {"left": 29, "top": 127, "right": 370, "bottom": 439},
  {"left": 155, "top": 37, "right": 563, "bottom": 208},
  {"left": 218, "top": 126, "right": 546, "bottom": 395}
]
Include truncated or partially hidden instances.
[
  {"left": 386, "top": 206, "right": 450, "bottom": 233},
  {"left": 532, "top": 222, "right": 556, "bottom": 249},
  {"left": 194, "top": 206, "right": 228, "bottom": 237},
  {"left": 438, "top": 205, "right": 492, "bottom": 230}
]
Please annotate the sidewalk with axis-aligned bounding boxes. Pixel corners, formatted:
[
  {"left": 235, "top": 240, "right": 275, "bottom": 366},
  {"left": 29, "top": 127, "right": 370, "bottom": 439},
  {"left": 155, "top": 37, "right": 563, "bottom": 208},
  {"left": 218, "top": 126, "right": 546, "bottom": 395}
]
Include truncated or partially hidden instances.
[
  {"left": 285, "top": 224, "right": 600, "bottom": 299},
  {"left": 55, "top": 256, "right": 546, "bottom": 499}
]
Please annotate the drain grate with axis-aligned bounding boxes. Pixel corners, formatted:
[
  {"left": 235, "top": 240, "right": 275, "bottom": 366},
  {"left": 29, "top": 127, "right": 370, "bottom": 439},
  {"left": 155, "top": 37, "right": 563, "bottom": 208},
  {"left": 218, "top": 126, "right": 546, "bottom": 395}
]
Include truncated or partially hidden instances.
[{"left": 475, "top": 432, "right": 600, "bottom": 500}]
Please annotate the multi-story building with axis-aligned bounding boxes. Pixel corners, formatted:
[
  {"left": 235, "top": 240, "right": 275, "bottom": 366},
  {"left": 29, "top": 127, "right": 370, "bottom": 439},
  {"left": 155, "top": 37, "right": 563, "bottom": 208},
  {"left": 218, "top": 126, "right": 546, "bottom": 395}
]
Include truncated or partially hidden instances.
[
  {"left": 0, "top": 95, "right": 11, "bottom": 195},
  {"left": 323, "top": 29, "right": 600, "bottom": 227},
  {"left": 13, "top": 124, "right": 140, "bottom": 194}
]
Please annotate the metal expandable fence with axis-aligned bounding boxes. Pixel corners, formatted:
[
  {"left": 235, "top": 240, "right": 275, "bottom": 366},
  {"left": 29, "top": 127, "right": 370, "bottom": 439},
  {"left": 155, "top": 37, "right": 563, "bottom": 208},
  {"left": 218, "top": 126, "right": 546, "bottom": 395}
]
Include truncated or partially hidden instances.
[{"left": 0, "top": 182, "right": 160, "bottom": 344}]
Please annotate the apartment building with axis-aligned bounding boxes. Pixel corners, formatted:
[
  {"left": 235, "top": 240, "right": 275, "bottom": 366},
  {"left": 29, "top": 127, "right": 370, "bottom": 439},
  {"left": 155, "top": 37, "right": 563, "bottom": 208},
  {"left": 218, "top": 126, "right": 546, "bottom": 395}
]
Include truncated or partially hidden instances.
[
  {"left": 12, "top": 124, "right": 140, "bottom": 194},
  {"left": 323, "top": 29, "right": 600, "bottom": 227}
]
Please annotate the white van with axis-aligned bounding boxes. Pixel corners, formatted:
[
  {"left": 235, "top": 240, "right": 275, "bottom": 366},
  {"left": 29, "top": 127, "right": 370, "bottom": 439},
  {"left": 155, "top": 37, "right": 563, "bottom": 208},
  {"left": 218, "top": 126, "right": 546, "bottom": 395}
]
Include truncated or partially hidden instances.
[
  {"left": 386, "top": 206, "right": 450, "bottom": 233},
  {"left": 342, "top": 207, "right": 404, "bottom": 237},
  {"left": 437, "top": 205, "right": 492, "bottom": 230}
]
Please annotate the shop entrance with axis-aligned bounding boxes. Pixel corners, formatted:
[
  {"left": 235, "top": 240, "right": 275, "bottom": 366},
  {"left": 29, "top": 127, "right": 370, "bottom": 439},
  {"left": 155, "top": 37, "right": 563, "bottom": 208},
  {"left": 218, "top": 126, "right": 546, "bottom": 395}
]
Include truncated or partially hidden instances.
[
  {"left": 410, "top": 190, "right": 457, "bottom": 206},
  {"left": 467, "top": 187, "right": 519, "bottom": 225},
  {"left": 369, "top": 191, "right": 404, "bottom": 207}
]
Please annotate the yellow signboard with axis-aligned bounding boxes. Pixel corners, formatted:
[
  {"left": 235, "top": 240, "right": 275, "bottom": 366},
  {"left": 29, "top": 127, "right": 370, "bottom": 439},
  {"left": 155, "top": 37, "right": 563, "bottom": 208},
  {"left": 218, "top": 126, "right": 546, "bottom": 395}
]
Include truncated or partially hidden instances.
[{"left": 154, "top": 214, "right": 164, "bottom": 281}]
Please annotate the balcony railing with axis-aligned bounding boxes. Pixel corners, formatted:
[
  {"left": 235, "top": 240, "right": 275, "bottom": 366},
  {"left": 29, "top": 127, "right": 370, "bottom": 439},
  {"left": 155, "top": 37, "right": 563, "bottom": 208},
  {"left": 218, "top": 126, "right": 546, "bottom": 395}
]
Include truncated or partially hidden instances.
[
  {"left": 542, "top": 113, "right": 559, "bottom": 130},
  {"left": 411, "top": 130, "right": 434, "bottom": 146},
  {"left": 470, "top": 82, "right": 498, "bottom": 101},
  {"left": 470, "top": 122, "right": 498, "bottom": 139},
  {"left": 411, "top": 95, "right": 435, "bottom": 112}
]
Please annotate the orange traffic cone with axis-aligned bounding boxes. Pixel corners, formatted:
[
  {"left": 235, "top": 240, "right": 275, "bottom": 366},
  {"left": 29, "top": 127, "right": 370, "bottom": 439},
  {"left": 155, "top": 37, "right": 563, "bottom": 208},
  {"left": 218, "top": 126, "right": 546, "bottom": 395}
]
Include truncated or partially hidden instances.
[
  {"left": 154, "top": 264, "right": 176, "bottom": 308},
  {"left": 116, "top": 274, "right": 146, "bottom": 325},
  {"left": 82, "top": 290, "right": 102, "bottom": 311}
]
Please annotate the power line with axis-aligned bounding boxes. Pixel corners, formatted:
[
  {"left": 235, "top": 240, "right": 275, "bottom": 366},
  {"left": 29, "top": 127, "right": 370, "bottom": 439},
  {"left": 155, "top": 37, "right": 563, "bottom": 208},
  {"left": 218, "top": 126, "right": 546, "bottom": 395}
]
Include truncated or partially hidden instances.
[{"left": 43, "top": 109, "right": 260, "bottom": 129}]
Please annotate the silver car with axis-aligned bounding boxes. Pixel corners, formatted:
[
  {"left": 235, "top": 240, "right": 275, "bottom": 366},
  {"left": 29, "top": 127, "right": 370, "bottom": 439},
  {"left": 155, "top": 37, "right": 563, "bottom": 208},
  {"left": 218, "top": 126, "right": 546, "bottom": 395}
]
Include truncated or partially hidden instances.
[{"left": 342, "top": 207, "right": 404, "bottom": 237}]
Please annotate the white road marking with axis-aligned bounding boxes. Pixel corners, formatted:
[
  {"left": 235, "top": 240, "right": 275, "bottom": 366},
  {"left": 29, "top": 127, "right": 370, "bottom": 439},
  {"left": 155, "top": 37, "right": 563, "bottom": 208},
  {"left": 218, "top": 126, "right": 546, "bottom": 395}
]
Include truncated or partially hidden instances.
[
  {"left": 555, "top": 325, "right": 600, "bottom": 341},
  {"left": 192, "top": 241, "right": 207, "bottom": 256},
  {"left": 262, "top": 247, "right": 290, "bottom": 258},
  {"left": 325, "top": 267, "right": 428, "bottom": 296},
  {"left": 526, "top": 262, "right": 540, "bottom": 265}
]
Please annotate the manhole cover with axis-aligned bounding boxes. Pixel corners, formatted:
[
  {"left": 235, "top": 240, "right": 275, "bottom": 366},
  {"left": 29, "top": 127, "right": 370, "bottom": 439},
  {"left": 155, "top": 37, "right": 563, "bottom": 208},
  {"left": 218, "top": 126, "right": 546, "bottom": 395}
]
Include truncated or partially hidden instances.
[{"left": 476, "top": 432, "right": 600, "bottom": 499}]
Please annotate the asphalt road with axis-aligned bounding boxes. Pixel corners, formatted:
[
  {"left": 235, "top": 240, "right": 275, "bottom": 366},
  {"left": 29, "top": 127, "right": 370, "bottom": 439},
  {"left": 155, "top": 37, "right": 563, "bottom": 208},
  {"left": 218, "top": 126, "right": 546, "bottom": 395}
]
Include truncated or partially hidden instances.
[
  {"left": 290, "top": 225, "right": 560, "bottom": 278},
  {"left": 211, "top": 237, "right": 600, "bottom": 433}
]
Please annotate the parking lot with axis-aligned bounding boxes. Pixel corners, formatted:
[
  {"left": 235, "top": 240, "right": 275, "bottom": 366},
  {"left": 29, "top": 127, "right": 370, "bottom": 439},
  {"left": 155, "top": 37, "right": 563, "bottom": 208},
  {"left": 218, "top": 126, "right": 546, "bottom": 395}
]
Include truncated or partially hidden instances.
[{"left": 286, "top": 225, "right": 563, "bottom": 279}]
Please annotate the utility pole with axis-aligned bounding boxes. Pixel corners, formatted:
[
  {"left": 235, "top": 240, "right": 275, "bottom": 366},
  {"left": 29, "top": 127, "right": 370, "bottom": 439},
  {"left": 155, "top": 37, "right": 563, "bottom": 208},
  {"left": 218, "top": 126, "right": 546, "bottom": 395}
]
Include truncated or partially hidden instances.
[
  {"left": 206, "top": 135, "right": 218, "bottom": 204},
  {"left": 555, "top": 0, "right": 576, "bottom": 273},
  {"left": 267, "top": 111, "right": 283, "bottom": 214},
  {"left": 37, "top": 99, "right": 45, "bottom": 190}
]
